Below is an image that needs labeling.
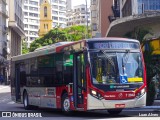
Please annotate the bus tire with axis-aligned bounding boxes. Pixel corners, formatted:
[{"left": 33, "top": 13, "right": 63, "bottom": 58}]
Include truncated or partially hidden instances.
[
  {"left": 107, "top": 109, "right": 122, "bottom": 115},
  {"left": 23, "top": 92, "right": 32, "bottom": 110},
  {"left": 61, "top": 93, "right": 70, "bottom": 113}
]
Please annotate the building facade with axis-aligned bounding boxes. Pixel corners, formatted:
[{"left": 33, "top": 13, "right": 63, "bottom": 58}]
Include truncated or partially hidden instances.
[
  {"left": 24, "top": 0, "right": 40, "bottom": 47},
  {"left": 24, "top": 0, "right": 70, "bottom": 47},
  {"left": 51, "top": 0, "right": 67, "bottom": 28},
  {"left": 7, "top": 0, "right": 25, "bottom": 57},
  {"left": 66, "top": 0, "right": 71, "bottom": 10},
  {"left": 66, "top": 4, "right": 90, "bottom": 27},
  {"left": 6, "top": 0, "right": 25, "bottom": 84},
  {"left": 138, "top": 0, "right": 160, "bottom": 14},
  {"left": 0, "top": 0, "right": 9, "bottom": 81},
  {"left": 121, "top": 0, "right": 160, "bottom": 17},
  {"left": 39, "top": 0, "right": 52, "bottom": 37},
  {"left": 0, "top": 0, "right": 8, "bottom": 57},
  {"left": 90, "top": 0, "right": 119, "bottom": 38}
]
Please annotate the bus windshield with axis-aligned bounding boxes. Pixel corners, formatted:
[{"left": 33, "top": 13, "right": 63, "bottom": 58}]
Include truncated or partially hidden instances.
[{"left": 89, "top": 50, "right": 143, "bottom": 85}]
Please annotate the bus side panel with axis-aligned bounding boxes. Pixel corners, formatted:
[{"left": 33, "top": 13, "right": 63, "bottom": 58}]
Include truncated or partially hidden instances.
[
  {"left": 40, "top": 87, "right": 56, "bottom": 108},
  {"left": 56, "top": 86, "right": 68, "bottom": 109}
]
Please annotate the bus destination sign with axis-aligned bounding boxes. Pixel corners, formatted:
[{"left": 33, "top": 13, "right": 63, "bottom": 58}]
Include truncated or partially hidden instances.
[{"left": 88, "top": 42, "right": 139, "bottom": 49}]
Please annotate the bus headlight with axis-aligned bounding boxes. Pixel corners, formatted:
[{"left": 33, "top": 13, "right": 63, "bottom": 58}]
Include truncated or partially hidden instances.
[
  {"left": 136, "top": 88, "right": 146, "bottom": 98},
  {"left": 141, "top": 88, "right": 145, "bottom": 95},
  {"left": 91, "top": 90, "right": 97, "bottom": 95},
  {"left": 90, "top": 89, "right": 103, "bottom": 100}
]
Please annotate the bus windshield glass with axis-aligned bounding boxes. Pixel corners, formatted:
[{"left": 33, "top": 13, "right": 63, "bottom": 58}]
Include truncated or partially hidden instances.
[{"left": 89, "top": 50, "right": 143, "bottom": 85}]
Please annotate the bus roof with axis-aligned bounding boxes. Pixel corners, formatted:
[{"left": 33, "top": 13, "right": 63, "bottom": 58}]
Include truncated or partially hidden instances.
[
  {"left": 11, "top": 37, "right": 140, "bottom": 61},
  {"left": 12, "top": 41, "right": 74, "bottom": 61}
]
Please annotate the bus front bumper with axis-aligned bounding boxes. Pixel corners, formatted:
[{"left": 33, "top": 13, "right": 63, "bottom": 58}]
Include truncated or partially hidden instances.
[{"left": 87, "top": 93, "right": 146, "bottom": 110}]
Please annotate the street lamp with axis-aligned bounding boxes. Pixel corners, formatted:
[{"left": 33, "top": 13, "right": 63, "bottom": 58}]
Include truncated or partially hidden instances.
[{"left": 85, "top": 0, "right": 89, "bottom": 39}]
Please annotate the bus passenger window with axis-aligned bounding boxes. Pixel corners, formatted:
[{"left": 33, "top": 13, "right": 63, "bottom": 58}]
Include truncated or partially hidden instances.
[
  {"left": 38, "top": 55, "right": 56, "bottom": 87},
  {"left": 63, "top": 54, "right": 73, "bottom": 84},
  {"left": 55, "top": 54, "right": 63, "bottom": 84}
]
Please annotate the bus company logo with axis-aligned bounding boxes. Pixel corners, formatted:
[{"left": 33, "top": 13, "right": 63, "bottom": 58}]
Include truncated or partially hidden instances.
[{"left": 118, "top": 93, "right": 123, "bottom": 98}]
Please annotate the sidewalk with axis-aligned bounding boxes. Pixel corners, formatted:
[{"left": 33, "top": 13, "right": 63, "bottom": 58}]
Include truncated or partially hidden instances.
[
  {"left": 152, "top": 100, "right": 160, "bottom": 106},
  {"left": 0, "top": 85, "right": 10, "bottom": 93}
]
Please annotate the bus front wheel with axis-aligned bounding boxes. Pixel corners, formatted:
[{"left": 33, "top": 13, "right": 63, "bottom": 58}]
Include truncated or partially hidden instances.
[
  {"left": 107, "top": 109, "right": 122, "bottom": 115},
  {"left": 62, "top": 93, "right": 70, "bottom": 113}
]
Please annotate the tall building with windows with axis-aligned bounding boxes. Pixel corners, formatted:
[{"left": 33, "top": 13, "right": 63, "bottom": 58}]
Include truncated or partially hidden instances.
[
  {"left": 23, "top": 0, "right": 71, "bottom": 47},
  {"left": 138, "top": 0, "right": 160, "bottom": 14},
  {"left": 90, "top": 0, "right": 119, "bottom": 37},
  {"left": 7, "top": 0, "right": 25, "bottom": 56},
  {"left": 51, "top": 0, "right": 67, "bottom": 28},
  {"left": 39, "top": 0, "right": 52, "bottom": 37},
  {"left": 24, "top": 0, "right": 40, "bottom": 47},
  {"left": 66, "top": 0, "right": 71, "bottom": 10},
  {"left": 0, "top": 0, "right": 9, "bottom": 81},
  {"left": 0, "top": 0, "right": 8, "bottom": 58},
  {"left": 120, "top": 0, "right": 160, "bottom": 17},
  {"left": 66, "top": 4, "right": 90, "bottom": 27},
  {"left": 7, "top": 0, "right": 25, "bottom": 84}
]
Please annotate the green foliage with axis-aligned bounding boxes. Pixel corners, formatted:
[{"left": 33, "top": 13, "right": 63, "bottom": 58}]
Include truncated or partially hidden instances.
[
  {"left": 29, "top": 25, "right": 91, "bottom": 52},
  {"left": 64, "top": 25, "right": 91, "bottom": 41},
  {"left": 22, "top": 40, "right": 29, "bottom": 54},
  {"left": 29, "top": 28, "right": 71, "bottom": 52},
  {"left": 124, "top": 27, "right": 152, "bottom": 45}
]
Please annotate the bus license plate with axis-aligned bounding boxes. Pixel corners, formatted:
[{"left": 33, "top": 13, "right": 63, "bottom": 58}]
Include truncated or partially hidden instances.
[{"left": 115, "top": 104, "right": 125, "bottom": 108}]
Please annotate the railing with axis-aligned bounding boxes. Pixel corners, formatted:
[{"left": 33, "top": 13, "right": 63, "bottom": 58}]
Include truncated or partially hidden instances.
[{"left": 112, "top": 5, "right": 120, "bottom": 18}]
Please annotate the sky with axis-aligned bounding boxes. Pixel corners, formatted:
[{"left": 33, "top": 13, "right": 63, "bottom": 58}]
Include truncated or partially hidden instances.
[{"left": 72, "top": 0, "right": 90, "bottom": 8}]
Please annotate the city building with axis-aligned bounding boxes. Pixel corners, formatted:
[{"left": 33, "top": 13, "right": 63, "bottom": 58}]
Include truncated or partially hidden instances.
[
  {"left": 66, "top": 4, "right": 90, "bottom": 27},
  {"left": 7, "top": 0, "right": 25, "bottom": 57},
  {"left": 24, "top": 0, "right": 71, "bottom": 47},
  {"left": 24, "top": 0, "right": 40, "bottom": 47},
  {"left": 51, "top": 0, "right": 67, "bottom": 28},
  {"left": 120, "top": 0, "right": 160, "bottom": 17},
  {"left": 66, "top": 0, "right": 71, "bottom": 10},
  {"left": 0, "top": 0, "right": 9, "bottom": 81},
  {"left": 6, "top": 0, "right": 25, "bottom": 84},
  {"left": 39, "top": 0, "right": 52, "bottom": 37},
  {"left": 90, "top": 0, "right": 120, "bottom": 38},
  {"left": 138, "top": 0, "right": 160, "bottom": 14}
]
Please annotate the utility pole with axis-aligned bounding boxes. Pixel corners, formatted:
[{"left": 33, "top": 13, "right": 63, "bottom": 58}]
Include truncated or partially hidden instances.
[{"left": 85, "top": 0, "right": 89, "bottom": 39}]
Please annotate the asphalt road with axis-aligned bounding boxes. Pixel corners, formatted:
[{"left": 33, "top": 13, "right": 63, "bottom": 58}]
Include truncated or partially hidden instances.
[{"left": 0, "top": 85, "right": 159, "bottom": 120}]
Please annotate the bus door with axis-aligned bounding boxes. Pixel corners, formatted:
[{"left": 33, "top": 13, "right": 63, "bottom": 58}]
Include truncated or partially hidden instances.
[
  {"left": 73, "top": 52, "right": 86, "bottom": 109},
  {"left": 15, "top": 64, "right": 21, "bottom": 102}
]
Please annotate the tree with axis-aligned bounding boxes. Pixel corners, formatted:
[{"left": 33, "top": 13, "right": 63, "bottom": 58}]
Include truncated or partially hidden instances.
[
  {"left": 124, "top": 27, "right": 152, "bottom": 47},
  {"left": 29, "top": 28, "right": 71, "bottom": 52},
  {"left": 64, "top": 25, "right": 91, "bottom": 41},
  {"left": 29, "top": 25, "right": 91, "bottom": 52},
  {"left": 22, "top": 40, "right": 29, "bottom": 54}
]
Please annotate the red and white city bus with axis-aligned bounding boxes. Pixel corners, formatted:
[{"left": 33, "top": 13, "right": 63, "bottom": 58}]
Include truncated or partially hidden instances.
[{"left": 11, "top": 38, "right": 146, "bottom": 114}]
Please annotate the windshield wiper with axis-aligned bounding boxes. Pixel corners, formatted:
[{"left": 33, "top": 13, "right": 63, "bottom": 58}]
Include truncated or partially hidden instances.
[
  {"left": 122, "top": 49, "right": 130, "bottom": 74},
  {"left": 101, "top": 50, "right": 116, "bottom": 71}
]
